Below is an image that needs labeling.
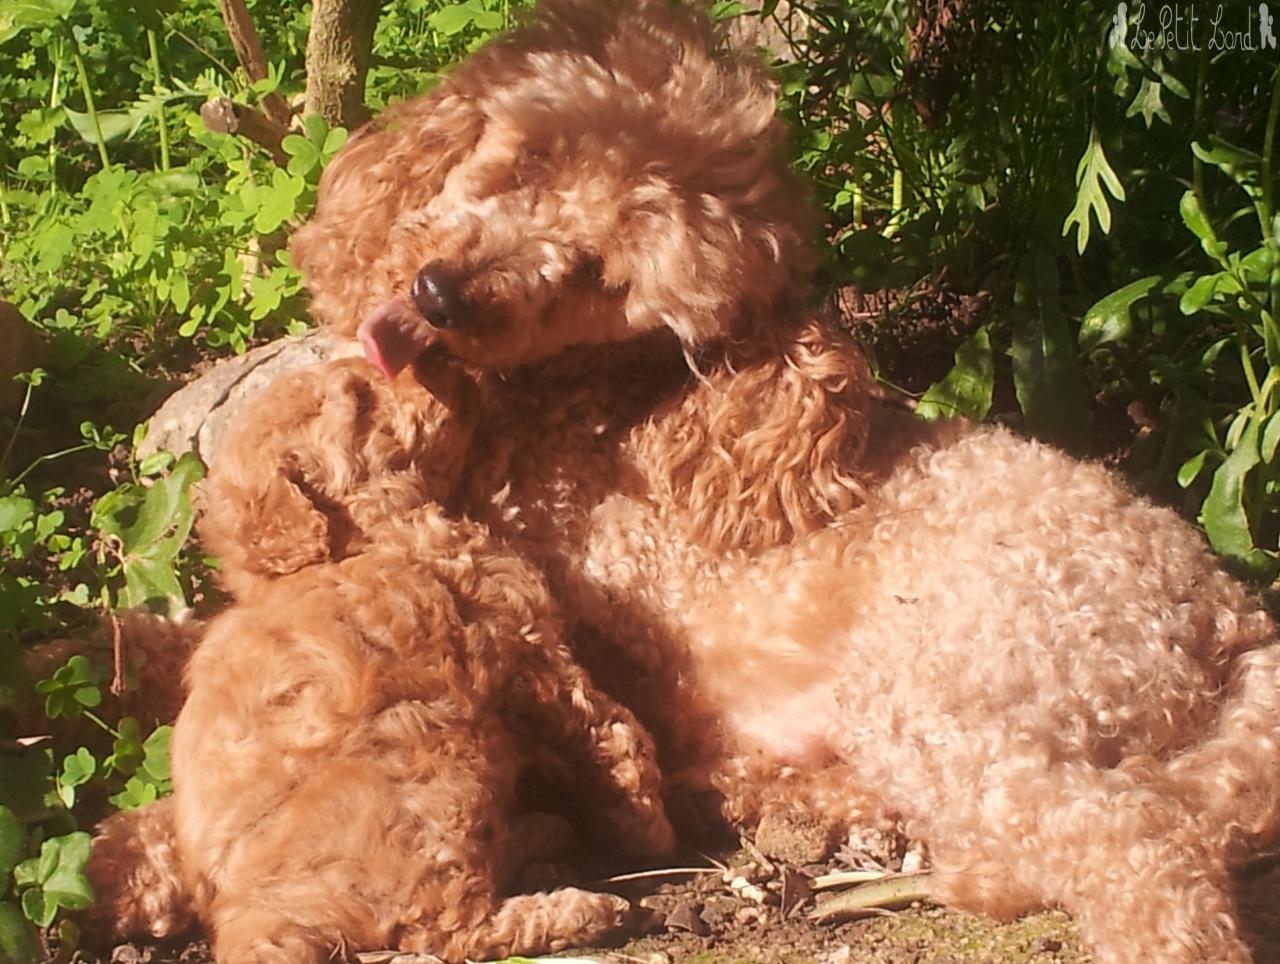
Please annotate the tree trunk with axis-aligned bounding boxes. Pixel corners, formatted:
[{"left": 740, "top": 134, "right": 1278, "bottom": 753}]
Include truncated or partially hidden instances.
[{"left": 305, "top": 0, "right": 385, "bottom": 130}]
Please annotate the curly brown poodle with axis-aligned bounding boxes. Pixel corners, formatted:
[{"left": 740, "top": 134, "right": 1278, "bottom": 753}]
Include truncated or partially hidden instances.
[
  {"left": 288, "top": 1, "right": 1280, "bottom": 961},
  {"left": 86, "top": 357, "right": 674, "bottom": 963}
]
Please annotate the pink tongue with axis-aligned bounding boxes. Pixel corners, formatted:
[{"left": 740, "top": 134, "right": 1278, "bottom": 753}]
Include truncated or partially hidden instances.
[{"left": 356, "top": 300, "right": 437, "bottom": 380}]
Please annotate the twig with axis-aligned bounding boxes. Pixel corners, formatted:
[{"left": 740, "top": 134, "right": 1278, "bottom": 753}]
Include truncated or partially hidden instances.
[
  {"left": 594, "top": 866, "right": 722, "bottom": 885},
  {"left": 811, "top": 868, "right": 889, "bottom": 891},
  {"left": 809, "top": 872, "right": 932, "bottom": 923},
  {"left": 216, "top": 0, "right": 292, "bottom": 128},
  {"left": 200, "top": 96, "right": 289, "bottom": 166},
  {"left": 109, "top": 610, "right": 125, "bottom": 698}
]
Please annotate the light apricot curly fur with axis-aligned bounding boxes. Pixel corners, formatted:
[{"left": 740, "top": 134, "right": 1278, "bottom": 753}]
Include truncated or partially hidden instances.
[
  {"left": 86, "top": 358, "right": 673, "bottom": 963},
  {"left": 289, "top": 2, "right": 1280, "bottom": 962}
]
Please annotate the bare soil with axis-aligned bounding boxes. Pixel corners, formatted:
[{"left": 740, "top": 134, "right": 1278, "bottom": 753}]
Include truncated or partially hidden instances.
[{"left": 73, "top": 831, "right": 1280, "bottom": 964}]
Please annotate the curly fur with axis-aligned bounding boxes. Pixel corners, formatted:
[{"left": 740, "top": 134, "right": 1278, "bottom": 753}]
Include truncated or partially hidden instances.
[
  {"left": 196, "top": 356, "right": 477, "bottom": 598},
  {"left": 291, "top": 0, "right": 815, "bottom": 357},
  {"left": 284, "top": 2, "right": 1280, "bottom": 961},
  {"left": 88, "top": 358, "right": 673, "bottom": 963},
  {"left": 84, "top": 1, "right": 1280, "bottom": 960}
]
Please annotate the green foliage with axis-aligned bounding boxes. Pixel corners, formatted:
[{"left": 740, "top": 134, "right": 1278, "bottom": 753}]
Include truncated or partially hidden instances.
[
  {"left": 917, "top": 326, "right": 993, "bottom": 422},
  {"left": 0, "top": 0, "right": 342, "bottom": 358},
  {"left": 91, "top": 452, "right": 205, "bottom": 615},
  {"left": 766, "top": 0, "right": 1280, "bottom": 564},
  {"left": 0, "top": 0, "right": 518, "bottom": 952},
  {"left": 0, "top": 442, "right": 201, "bottom": 951},
  {"left": 365, "top": 0, "right": 515, "bottom": 109},
  {"left": 36, "top": 655, "right": 102, "bottom": 721},
  {"left": 1070, "top": 35, "right": 1280, "bottom": 575},
  {"left": 13, "top": 832, "right": 92, "bottom": 927},
  {"left": 1062, "top": 127, "right": 1126, "bottom": 257}
]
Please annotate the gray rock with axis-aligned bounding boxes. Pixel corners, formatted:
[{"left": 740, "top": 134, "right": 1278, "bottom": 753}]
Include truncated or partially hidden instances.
[{"left": 138, "top": 327, "right": 360, "bottom": 466}]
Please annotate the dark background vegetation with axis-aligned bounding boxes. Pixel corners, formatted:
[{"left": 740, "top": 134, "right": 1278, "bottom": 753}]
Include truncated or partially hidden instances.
[{"left": 0, "top": 0, "right": 1276, "bottom": 957}]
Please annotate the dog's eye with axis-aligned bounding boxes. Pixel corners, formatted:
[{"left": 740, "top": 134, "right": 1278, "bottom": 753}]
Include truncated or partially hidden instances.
[{"left": 411, "top": 262, "right": 462, "bottom": 328}]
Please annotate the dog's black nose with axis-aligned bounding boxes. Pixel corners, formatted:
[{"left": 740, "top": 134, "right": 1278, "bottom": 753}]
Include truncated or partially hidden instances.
[{"left": 410, "top": 262, "right": 462, "bottom": 328}]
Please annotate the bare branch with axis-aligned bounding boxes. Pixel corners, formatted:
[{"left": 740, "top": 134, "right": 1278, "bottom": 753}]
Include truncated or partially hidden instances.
[
  {"left": 216, "top": 0, "right": 293, "bottom": 129},
  {"left": 200, "top": 96, "right": 289, "bottom": 166}
]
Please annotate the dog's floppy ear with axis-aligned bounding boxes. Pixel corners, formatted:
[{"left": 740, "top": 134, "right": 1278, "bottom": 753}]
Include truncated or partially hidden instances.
[
  {"left": 200, "top": 463, "right": 332, "bottom": 598},
  {"left": 634, "top": 320, "right": 873, "bottom": 553},
  {"left": 579, "top": 3, "right": 817, "bottom": 347},
  {"left": 599, "top": 157, "right": 816, "bottom": 348}
]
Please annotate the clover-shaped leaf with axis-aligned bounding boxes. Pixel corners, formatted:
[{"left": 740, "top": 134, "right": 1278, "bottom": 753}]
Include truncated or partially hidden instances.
[
  {"left": 35, "top": 656, "right": 102, "bottom": 721},
  {"left": 13, "top": 833, "right": 92, "bottom": 927}
]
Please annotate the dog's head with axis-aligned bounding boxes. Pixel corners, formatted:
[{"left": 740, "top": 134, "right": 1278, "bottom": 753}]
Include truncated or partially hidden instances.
[
  {"left": 291, "top": 0, "right": 814, "bottom": 375},
  {"left": 199, "top": 356, "right": 477, "bottom": 598}
]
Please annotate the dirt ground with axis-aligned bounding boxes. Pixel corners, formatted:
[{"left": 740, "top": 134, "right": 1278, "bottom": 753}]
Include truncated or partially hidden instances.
[{"left": 74, "top": 837, "right": 1280, "bottom": 964}]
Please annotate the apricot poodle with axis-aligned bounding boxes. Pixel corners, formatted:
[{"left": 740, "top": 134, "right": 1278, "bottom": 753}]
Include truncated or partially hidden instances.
[
  {"left": 289, "top": 1, "right": 1280, "bottom": 961},
  {"left": 87, "top": 357, "right": 674, "bottom": 963}
]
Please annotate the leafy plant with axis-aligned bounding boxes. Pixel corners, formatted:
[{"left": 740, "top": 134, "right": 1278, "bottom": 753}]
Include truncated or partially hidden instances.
[
  {"left": 1070, "top": 19, "right": 1280, "bottom": 576},
  {"left": 0, "top": 0, "right": 504, "bottom": 953}
]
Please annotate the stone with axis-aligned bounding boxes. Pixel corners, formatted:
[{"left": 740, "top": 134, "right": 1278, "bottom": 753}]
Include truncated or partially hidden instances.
[
  {"left": 137, "top": 327, "right": 358, "bottom": 466},
  {"left": 754, "top": 810, "right": 837, "bottom": 866}
]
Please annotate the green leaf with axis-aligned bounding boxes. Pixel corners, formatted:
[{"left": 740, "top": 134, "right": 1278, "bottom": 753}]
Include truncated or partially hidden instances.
[
  {"left": 1126, "top": 77, "right": 1169, "bottom": 128},
  {"left": 18, "top": 888, "right": 50, "bottom": 929},
  {"left": 0, "top": 0, "right": 75, "bottom": 44},
  {"left": 63, "top": 106, "right": 139, "bottom": 145},
  {"left": 36, "top": 656, "right": 102, "bottom": 720},
  {"left": 322, "top": 127, "right": 348, "bottom": 157},
  {"left": 0, "top": 899, "right": 39, "bottom": 964},
  {"left": 1007, "top": 249, "right": 1090, "bottom": 449},
  {"left": 90, "top": 484, "right": 143, "bottom": 544},
  {"left": 58, "top": 749, "right": 95, "bottom": 789},
  {"left": 118, "top": 453, "right": 204, "bottom": 553},
  {"left": 429, "top": 2, "right": 478, "bottom": 34},
  {"left": 14, "top": 156, "right": 48, "bottom": 180},
  {"left": 1192, "top": 137, "right": 1262, "bottom": 200},
  {"left": 282, "top": 132, "right": 321, "bottom": 177},
  {"left": 1202, "top": 418, "right": 1273, "bottom": 574},
  {"left": 1179, "top": 190, "right": 1222, "bottom": 258},
  {"left": 1264, "top": 413, "right": 1280, "bottom": 464},
  {"left": 252, "top": 170, "right": 305, "bottom": 234},
  {"left": 1179, "top": 272, "right": 1222, "bottom": 314},
  {"left": 1062, "top": 127, "right": 1125, "bottom": 255},
  {"left": 139, "top": 726, "right": 172, "bottom": 784},
  {"left": 16, "top": 107, "right": 63, "bottom": 145},
  {"left": 56, "top": 749, "right": 95, "bottom": 807},
  {"left": 27, "top": 834, "right": 92, "bottom": 916},
  {"left": 105, "top": 717, "right": 143, "bottom": 776},
  {"left": 119, "top": 555, "right": 186, "bottom": 613},
  {"left": 0, "top": 498, "right": 35, "bottom": 535},
  {"left": 1079, "top": 275, "right": 1161, "bottom": 350},
  {"left": 137, "top": 452, "right": 174, "bottom": 477},
  {"left": 1176, "top": 450, "right": 1208, "bottom": 489},
  {"left": 109, "top": 777, "right": 157, "bottom": 810},
  {"left": 1239, "top": 245, "right": 1275, "bottom": 284},
  {"left": 9, "top": 861, "right": 33, "bottom": 894},
  {"left": 917, "top": 326, "right": 993, "bottom": 421}
]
